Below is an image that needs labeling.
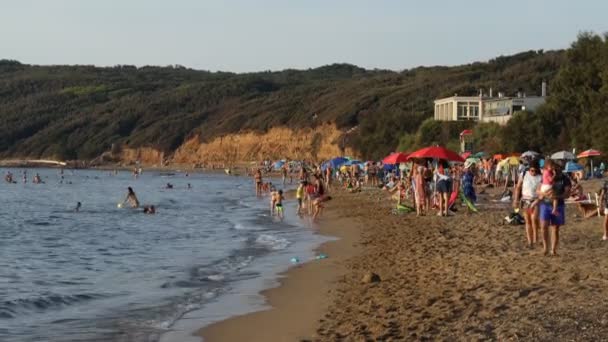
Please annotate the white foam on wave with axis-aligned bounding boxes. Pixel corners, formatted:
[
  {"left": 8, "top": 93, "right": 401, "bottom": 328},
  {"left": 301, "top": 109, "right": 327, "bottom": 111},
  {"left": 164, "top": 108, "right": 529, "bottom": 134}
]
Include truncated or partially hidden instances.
[
  {"left": 207, "top": 274, "right": 225, "bottom": 281},
  {"left": 255, "top": 234, "right": 290, "bottom": 251}
]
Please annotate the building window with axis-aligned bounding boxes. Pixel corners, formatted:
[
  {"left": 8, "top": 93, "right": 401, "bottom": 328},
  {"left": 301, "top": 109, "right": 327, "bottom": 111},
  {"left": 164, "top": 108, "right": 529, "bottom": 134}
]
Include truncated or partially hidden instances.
[
  {"left": 468, "top": 102, "right": 479, "bottom": 117},
  {"left": 457, "top": 102, "right": 467, "bottom": 118}
]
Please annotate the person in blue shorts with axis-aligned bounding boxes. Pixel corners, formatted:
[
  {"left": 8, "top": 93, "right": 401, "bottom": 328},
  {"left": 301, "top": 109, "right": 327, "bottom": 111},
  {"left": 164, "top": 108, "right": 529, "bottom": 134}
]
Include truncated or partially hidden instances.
[{"left": 538, "top": 162, "right": 571, "bottom": 256}]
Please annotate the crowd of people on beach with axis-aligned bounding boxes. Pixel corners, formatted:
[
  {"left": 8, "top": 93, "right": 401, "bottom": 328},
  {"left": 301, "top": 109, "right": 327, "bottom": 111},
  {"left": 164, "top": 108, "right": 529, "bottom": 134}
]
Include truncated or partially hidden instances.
[
  {"left": 251, "top": 161, "right": 332, "bottom": 222},
  {"left": 252, "top": 149, "right": 607, "bottom": 258}
]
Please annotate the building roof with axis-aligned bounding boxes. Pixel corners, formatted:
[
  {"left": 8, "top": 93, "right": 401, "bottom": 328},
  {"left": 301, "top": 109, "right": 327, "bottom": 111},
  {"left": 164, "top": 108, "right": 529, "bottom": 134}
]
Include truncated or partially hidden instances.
[
  {"left": 483, "top": 95, "right": 544, "bottom": 103},
  {"left": 434, "top": 96, "right": 481, "bottom": 104}
]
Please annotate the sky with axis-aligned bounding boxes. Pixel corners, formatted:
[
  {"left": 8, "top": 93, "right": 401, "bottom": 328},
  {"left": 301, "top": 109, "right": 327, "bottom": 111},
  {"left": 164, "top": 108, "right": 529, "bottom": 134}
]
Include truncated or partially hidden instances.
[{"left": 1, "top": 0, "right": 607, "bottom": 73}]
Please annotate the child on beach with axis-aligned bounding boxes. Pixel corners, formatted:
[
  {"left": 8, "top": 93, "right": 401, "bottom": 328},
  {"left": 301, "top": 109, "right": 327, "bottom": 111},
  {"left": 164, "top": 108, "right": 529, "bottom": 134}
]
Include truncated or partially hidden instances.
[
  {"left": 269, "top": 184, "right": 278, "bottom": 215},
  {"left": 296, "top": 181, "right": 305, "bottom": 215},
  {"left": 532, "top": 160, "right": 558, "bottom": 214}
]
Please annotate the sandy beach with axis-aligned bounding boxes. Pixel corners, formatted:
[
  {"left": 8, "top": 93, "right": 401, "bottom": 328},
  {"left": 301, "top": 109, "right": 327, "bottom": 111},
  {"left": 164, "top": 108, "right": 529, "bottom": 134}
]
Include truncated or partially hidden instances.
[{"left": 199, "top": 178, "right": 608, "bottom": 341}]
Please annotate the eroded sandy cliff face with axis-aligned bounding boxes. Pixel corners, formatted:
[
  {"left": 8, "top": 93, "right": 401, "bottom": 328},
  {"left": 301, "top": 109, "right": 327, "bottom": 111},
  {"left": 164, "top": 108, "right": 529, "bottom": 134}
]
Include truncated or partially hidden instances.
[
  {"left": 172, "top": 124, "right": 356, "bottom": 164},
  {"left": 119, "top": 147, "right": 165, "bottom": 166}
]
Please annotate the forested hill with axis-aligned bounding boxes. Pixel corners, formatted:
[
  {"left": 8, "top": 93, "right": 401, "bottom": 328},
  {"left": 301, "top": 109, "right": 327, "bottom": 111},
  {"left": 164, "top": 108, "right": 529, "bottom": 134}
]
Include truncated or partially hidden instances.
[{"left": 0, "top": 48, "right": 564, "bottom": 161}]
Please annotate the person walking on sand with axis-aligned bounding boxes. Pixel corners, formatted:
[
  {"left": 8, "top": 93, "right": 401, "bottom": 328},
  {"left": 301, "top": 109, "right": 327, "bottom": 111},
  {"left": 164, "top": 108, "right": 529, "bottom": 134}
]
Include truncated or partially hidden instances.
[
  {"left": 599, "top": 180, "right": 608, "bottom": 240},
  {"left": 538, "top": 162, "right": 570, "bottom": 256},
  {"left": 325, "top": 165, "right": 332, "bottom": 191},
  {"left": 414, "top": 165, "right": 427, "bottom": 216},
  {"left": 514, "top": 160, "right": 542, "bottom": 247},
  {"left": 312, "top": 195, "right": 332, "bottom": 222},
  {"left": 435, "top": 161, "right": 452, "bottom": 216},
  {"left": 462, "top": 163, "right": 477, "bottom": 204}
]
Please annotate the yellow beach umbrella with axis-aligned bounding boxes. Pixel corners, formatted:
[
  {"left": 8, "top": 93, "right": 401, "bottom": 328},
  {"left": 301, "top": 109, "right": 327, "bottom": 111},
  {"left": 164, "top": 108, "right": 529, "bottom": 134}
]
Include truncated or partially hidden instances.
[{"left": 505, "top": 156, "right": 520, "bottom": 165}]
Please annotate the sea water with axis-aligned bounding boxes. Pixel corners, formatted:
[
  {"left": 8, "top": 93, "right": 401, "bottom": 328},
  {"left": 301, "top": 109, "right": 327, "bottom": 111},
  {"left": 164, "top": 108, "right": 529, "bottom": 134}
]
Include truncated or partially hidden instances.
[{"left": 0, "top": 169, "right": 327, "bottom": 342}]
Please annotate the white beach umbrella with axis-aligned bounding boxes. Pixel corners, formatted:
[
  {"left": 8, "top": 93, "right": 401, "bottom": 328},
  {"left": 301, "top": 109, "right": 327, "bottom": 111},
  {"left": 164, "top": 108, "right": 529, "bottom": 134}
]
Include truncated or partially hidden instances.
[
  {"left": 551, "top": 151, "right": 576, "bottom": 161},
  {"left": 521, "top": 151, "right": 540, "bottom": 160}
]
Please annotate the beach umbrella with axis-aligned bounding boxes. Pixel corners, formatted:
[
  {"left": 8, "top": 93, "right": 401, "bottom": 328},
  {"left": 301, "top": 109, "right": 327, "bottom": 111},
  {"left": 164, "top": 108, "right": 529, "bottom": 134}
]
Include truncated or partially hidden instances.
[
  {"left": 464, "top": 157, "right": 481, "bottom": 169},
  {"left": 328, "top": 157, "right": 348, "bottom": 169},
  {"left": 465, "top": 157, "right": 481, "bottom": 165},
  {"left": 577, "top": 149, "right": 601, "bottom": 158},
  {"left": 273, "top": 160, "right": 285, "bottom": 169},
  {"left": 344, "top": 159, "right": 362, "bottom": 166},
  {"left": 551, "top": 151, "right": 576, "bottom": 160},
  {"left": 564, "top": 161, "right": 584, "bottom": 173},
  {"left": 382, "top": 152, "right": 410, "bottom": 165},
  {"left": 460, "top": 151, "right": 472, "bottom": 159},
  {"left": 493, "top": 154, "right": 505, "bottom": 160},
  {"left": 473, "top": 151, "right": 486, "bottom": 158},
  {"left": 497, "top": 156, "right": 519, "bottom": 169},
  {"left": 407, "top": 146, "right": 464, "bottom": 162},
  {"left": 578, "top": 149, "right": 602, "bottom": 177},
  {"left": 521, "top": 151, "right": 541, "bottom": 160},
  {"left": 500, "top": 156, "right": 520, "bottom": 166}
]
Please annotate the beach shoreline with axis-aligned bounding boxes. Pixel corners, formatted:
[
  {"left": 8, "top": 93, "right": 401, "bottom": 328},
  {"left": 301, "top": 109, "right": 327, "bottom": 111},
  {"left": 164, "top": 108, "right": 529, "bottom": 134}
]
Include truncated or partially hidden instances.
[{"left": 198, "top": 191, "right": 362, "bottom": 342}]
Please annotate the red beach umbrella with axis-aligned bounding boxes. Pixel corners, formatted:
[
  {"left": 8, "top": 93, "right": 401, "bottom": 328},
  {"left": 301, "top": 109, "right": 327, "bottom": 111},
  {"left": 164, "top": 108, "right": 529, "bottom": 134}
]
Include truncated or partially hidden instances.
[
  {"left": 407, "top": 146, "right": 465, "bottom": 162},
  {"left": 577, "top": 149, "right": 601, "bottom": 158},
  {"left": 382, "top": 152, "right": 410, "bottom": 165},
  {"left": 460, "top": 152, "right": 472, "bottom": 159}
]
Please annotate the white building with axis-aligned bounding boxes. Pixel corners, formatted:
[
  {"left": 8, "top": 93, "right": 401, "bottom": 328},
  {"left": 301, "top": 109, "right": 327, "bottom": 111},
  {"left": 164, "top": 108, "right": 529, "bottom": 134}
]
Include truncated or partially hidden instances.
[{"left": 433, "top": 82, "right": 547, "bottom": 125}]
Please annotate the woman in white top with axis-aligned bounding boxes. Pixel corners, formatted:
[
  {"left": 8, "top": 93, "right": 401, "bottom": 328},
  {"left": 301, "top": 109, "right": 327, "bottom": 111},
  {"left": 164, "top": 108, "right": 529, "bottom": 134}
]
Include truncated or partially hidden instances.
[{"left": 514, "top": 160, "right": 542, "bottom": 247}]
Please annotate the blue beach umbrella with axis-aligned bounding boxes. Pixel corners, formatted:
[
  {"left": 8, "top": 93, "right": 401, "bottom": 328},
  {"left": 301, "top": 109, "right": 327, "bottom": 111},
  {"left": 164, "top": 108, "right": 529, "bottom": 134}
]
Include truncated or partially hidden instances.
[
  {"left": 564, "top": 161, "right": 583, "bottom": 173},
  {"left": 273, "top": 160, "right": 285, "bottom": 169},
  {"left": 329, "top": 157, "right": 349, "bottom": 169},
  {"left": 344, "top": 159, "right": 362, "bottom": 166}
]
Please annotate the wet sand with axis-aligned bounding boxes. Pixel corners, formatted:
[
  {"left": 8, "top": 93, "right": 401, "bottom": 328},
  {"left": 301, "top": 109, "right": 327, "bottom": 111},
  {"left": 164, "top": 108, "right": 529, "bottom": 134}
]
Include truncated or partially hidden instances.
[
  {"left": 202, "top": 179, "right": 608, "bottom": 341},
  {"left": 200, "top": 191, "right": 363, "bottom": 342}
]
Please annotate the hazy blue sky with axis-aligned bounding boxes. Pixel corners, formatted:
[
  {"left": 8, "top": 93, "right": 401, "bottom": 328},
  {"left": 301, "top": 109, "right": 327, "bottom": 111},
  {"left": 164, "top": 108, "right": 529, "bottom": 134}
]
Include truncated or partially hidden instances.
[{"left": 1, "top": 0, "right": 606, "bottom": 72}]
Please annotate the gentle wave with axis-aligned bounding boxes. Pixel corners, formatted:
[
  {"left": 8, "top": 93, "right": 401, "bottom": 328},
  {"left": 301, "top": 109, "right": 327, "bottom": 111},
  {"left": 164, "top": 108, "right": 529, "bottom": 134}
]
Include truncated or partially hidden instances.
[
  {"left": 255, "top": 234, "right": 290, "bottom": 250},
  {"left": 1, "top": 293, "right": 108, "bottom": 318}
]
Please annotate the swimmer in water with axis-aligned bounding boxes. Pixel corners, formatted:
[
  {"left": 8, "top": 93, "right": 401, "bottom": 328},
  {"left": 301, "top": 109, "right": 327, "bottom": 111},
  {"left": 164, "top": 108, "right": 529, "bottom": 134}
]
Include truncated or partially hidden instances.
[
  {"left": 122, "top": 187, "right": 140, "bottom": 208},
  {"left": 143, "top": 205, "right": 156, "bottom": 214},
  {"left": 187, "top": 183, "right": 192, "bottom": 189},
  {"left": 166, "top": 183, "right": 173, "bottom": 189},
  {"left": 75, "top": 202, "right": 81, "bottom": 212}
]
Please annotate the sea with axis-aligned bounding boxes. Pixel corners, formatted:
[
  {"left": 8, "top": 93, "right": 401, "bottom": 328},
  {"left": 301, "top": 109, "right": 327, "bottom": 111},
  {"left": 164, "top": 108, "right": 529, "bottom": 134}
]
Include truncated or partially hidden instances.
[{"left": 0, "top": 168, "right": 329, "bottom": 342}]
